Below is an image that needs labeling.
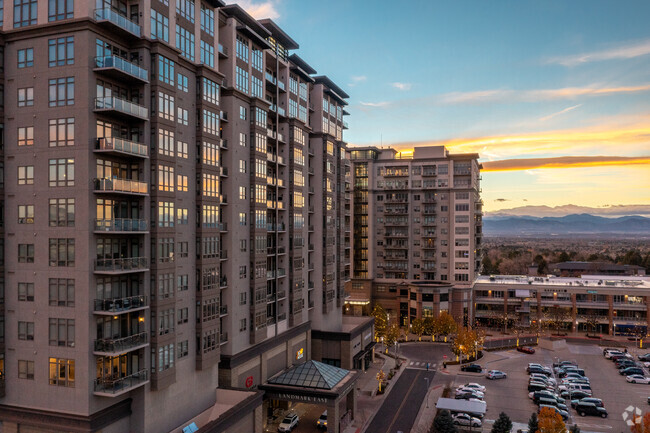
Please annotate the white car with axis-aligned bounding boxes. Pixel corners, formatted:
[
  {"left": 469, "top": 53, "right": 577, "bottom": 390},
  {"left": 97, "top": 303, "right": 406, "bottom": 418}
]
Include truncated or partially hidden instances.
[
  {"left": 452, "top": 413, "right": 482, "bottom": 427},
  {"left": 455, "top": 388, "right": 484, "bottom": 398},
  {"left": 643, "top": 362, "right": 650, "bottom": 369},
  {"left": 278, "top": 414, "right": 299, "bottom": 432},
  {"left": 605, "top": 350, "right": 624, "bottom": 359},
  {"left": 458, "top": 383, "right": 486, "bottom": 393},
  {"left": 487, "top": 370, "right": 507, "bottom": 380},
  {"left": 626, "top": 374, "right": 650, "bottom": 384}
]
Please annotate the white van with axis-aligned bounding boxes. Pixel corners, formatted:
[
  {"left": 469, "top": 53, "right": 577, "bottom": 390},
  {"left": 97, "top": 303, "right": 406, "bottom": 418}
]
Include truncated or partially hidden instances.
[{"left": 568, "top": 383, "right": 592, "bottom": 394}]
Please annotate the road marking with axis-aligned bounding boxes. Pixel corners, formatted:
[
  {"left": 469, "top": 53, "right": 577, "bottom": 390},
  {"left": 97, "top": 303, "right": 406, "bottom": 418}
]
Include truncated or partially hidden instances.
[{"left": 383, "top": 370, "right": 423, "bottom": 433}]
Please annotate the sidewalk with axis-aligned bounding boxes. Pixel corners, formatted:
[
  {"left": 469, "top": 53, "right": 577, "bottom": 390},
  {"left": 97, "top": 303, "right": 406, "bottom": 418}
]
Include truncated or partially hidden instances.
[{"left": 341, "top": 346, "right": 408, "bottom": 433}]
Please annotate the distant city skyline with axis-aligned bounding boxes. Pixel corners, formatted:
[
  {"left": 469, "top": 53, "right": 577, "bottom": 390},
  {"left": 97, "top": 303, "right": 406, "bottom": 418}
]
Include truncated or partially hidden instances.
[{"left": 236, "top": 0, "right": 650, "bottom": 212}]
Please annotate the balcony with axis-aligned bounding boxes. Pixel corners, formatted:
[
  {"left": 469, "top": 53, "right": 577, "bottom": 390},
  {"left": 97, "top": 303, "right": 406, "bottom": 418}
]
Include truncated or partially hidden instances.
[
  {"left": 218, "top": 44, "right": 229, "bottom": 57},
  {"left": 220, "top": 139, "right": 228, "bottom": 150},
  {"left": 95, "top": 178, "right": 148, "bottom": 195},
  {"left": 94, "top": 257, "right": 148, "bottom": 274},
  {"left": 94, "top": 56, "right": 148, "bottom": 83},
  {"left": 343, "top": 120, "right": 349, "bottom": 129},
  {"left": 94, "top": 8, "right": 141, "bottom": 38},
  {"left": 96, "top": 137, "right": 148, "bottom": 159},
  {"left": 219, "top": 305, "right": 228, "bottom": 316},
  {"left": 308, "top": 225, "right": 314, "bottom": 232},
  {"left": 94, "top": 295, "right": 147, "bottom": 315},
  {"left": 220, "top": 167, "right": 229, "bottom": 177},
  {"left": 94, "top": 331, "right": 148, "bottom": 356},
  {"left": 94, "top": 218, "right": 148, "bottom": 233},
  {"left": 94, "top": 369, "right": 148, "bottom": 397},
  {"left": 220, "top": 332, "right": 229, "bottom": 345},
  {"left": 94, "top": 96, "right": 149, "bottom": 120},
  {"left": 267, "top": 223, "right": 286, "bottom": 231},
  {"left": 220, "top": 277, "right": 228, "bottom": 288},
  {"left": 308, "top": 244, "right": 315, "bottom": 251},
  {"left": 220, "top": 111, "right": 228, "bottom": 122},
  {"left": 277, "top": 290, "right": 287, "bottom": 300},
  {"left": 278, "top": 80, "right": 286, "bottom": 92},
  {"left": 217, "top": 222, "right": 228, "bottom": 232}
]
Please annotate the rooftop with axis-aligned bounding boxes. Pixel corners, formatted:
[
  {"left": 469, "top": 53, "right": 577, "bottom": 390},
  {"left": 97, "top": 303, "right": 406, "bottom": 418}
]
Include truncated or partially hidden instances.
[
  {"left": 474, "top": 274, "right": 650, "bottom": 289},
  {"left": 268, "top": 360, "right": 349, "bottom": 390}
]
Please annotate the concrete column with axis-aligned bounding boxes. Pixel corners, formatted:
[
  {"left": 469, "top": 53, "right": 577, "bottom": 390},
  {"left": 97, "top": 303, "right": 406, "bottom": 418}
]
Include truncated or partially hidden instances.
[
  {"left": 346, "top": 388, "right": 356, "bottom": 421},
  {"left": 327, "top": 398, "right": 340, "bottom": 433},
  {"left": 571, "top": 294, "right": 577, "bottom": 332},
  {"left": 608, "top": 295, "right": 614, "bottom": 336},
  {"left": 646, "top": 297, "right": 650, "bottom": 331}
]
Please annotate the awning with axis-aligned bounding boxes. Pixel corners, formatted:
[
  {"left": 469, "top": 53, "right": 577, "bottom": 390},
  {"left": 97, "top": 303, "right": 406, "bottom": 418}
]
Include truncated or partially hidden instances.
[{"left": 353, "top": 342, "right": 376, "bottom": 360}]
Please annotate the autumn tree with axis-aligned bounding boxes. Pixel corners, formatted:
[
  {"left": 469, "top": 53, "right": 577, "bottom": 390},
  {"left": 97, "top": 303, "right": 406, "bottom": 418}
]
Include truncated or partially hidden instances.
[
  {"left": 580, "top": 313, "right": 600, "bottom": 337},
  {"left": 437, "top": 312, "right": 457, "bottom": 342},
  {"left": 423, "top": 317, "right": 436, "bottom": 341},
  {"left": 542, "top": 306, "right": 571, "bottom": 335},
  {"left": 538, "top": 406, "right": 565, "bottom": 433},
  {"left": 451, "top": 327, "right": 480, "bottom": 362},
  {"left": 630, "top": 412, "right": 650, "bottom": 433},
  {"left": 384, "top": 323, "right": 400, "bottom": 354},
  {"left": 412, "top": 318, "right": 426, "bottom": 341},
  {"left": 371, "top": 304, "right": 388, "bottom": 342}
]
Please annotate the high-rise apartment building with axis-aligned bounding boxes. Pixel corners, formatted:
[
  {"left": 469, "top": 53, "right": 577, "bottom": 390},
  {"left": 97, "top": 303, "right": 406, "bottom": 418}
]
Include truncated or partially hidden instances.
[
  {"left": 0, "top": 2, "right": 362, "bottom": 432},
  {"left": 347, "top": 146, "right": 482, "bottom": 327}
]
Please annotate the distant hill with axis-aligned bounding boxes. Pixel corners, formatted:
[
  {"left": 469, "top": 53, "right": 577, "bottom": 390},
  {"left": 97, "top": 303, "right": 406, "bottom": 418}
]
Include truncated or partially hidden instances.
[
  {"left": 486, "top": 204, "right": 650, "bottom": 218},
  {"left": 483, "top": 214, "right": 650, "bottom": 236}
]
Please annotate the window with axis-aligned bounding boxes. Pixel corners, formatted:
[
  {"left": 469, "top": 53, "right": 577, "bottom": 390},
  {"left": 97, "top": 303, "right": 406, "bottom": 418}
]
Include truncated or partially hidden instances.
[
  {"left": 18, "top": 87, "right": 33, "bottom": 107},
  {"left": 239, "top": 212, "right": 246, "bottom": 226},
  {"left": 177, "top": 107, "right": 188, "bottom": 125},
  {"left": 14, "top": 0, "right": 37, "bottom": 27},
  {"left": 240, "top": 106, "right": 247, "bottom": 120},
  {"left": 157, "top": 92, "right": 174, "bottom": 121},
  {"left": 236, "top": 66, "right": 248, "bottom": 94},
  {"left": 18, "top": 244, "right": 34, "bottom": 263},
  {"left": 48, "top": 77, "right": 74, "bottom": 106},
  {"left": 236, "top": 35, "right": 249, "bottom": 62},
  {"left": 176, "top": 0, "right": 194, "bottom": 22},
  {"left": 176, "top": 174, "right": 188, "bottom": 192},
  {"left": 158, "top": 165, "right": 174, "bottom": 191},
  {"left": 252, "top": 48, "right": 263, "bottom": 71},
  {"left": 202, "top": 78, "right": 219, "bottom": 105},
  {"left": 239, "top": 265, "right": 246, "bottom": 279},
  {"left": 48, "top": 0, "right": 72, "bottom": 21},
  {"left": 176, "top": 24, "right": 195, "bottom": 61},
  {"left": 49, "top": 318, "right": 74, "bottom": 346},
  {"left": 251, "top": 75, "right": 263, "bottom": 98},
  {"left": 18, "top": 360, "right": 35, "bottom": 379},
  {"left": 49, "top": 358, "right": 75, "bottom": 387},
  {"left": 178, "top": 208, "right": 188, "bottom": 225},
  {"left": 239, "top": 132, "right": 246, "bottom": 147},
  {"left": 177, "top": 73, "right": 188, "bottom": 92},
  {"left": 158, "top": 202, "right": 174, "bottom": 227},
  {"left": 18, "top": 282, "right": 34, "bottom": 301},
  {"left": 177, "top": 241, "right": 188, "bottom": 257},
  {"left": 200, "top": 4, "right": 214, "bottom": 35},
  {"left": 18, "top": 205, "right": 34, "bottom": 224},
  {"left": 48, "top": 118, "right": 74, "bottom": 146},
  {"left": 18, "top": 321, "right": 34, "bottom": 340},
  {"left": 202, "top": 109, "right": 219, "bottom": 135},
  {"left": 48, "top": 158, "right": 75, "bottom": 186},
  {"left": 178, "top": 340, "right": 189, "bottom": 358},
  {"left": 157, "top": 55, "right": 174, "bottom": 86},
  {"left": 151, "top": 10, "right": 169, "bottom": 42},
  {"left": 48, "top": 36, "right": 74, "bottom": 67},
  {"left": 239, "top": 159, "right": 246, "bottom": 173},
  {"left": 177, "top": 274, "right": 188, "bottom": 291},
  {"left": 18, "top": 126, "right": 33, "bottom": 146},
  {"left": 152, "top": 343, "right": 174, "bottom": 372},
  {"left": 239, "top": 186, "right": 246, "bottom": 200},
  {"left": 177, "top": 141, "right": 188, "bottom": 158},
  {"left": 239, "top": 239, "right": 246, "bottom": 252},
  {"left": 49, "top": 238, "right": 74, "bottom": 267},
  {"left": 239, "top": 318, "right": 247, "bottom": 331},
  {"left": 200, "top": 40, "right": 214, "bottom": 68},
  {"left": 240, "top": 292, "right": 247, "bottom": 305},
  {"left": 177, "top": 307, "right": 188, "bottom": 324},
  {"left": 17, "top": 48, "right": 33, "bottom": 68},
  {"left": 48, "top": 198, "right": 74, "bottom": 227},
  {"left": 158, "top": 128, "right": 174, "bottom": 156},
  {"left": 157, "top": 238, "right": 175, "bottom": 263},
  {"left": 201, "top": 141, "right": 218, "bottom": 165},
  {"left": 202, "top": 173, "right": 218, "bottom": 197}
]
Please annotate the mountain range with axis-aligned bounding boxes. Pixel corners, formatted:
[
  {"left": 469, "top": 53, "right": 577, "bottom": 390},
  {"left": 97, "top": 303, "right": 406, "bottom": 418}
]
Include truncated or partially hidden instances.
[
  {"left": 483, "top": 213, "right": 650, "bottom": 236},
  {"left": 486, "top": 204, "right": 650, "bottom": 218}
]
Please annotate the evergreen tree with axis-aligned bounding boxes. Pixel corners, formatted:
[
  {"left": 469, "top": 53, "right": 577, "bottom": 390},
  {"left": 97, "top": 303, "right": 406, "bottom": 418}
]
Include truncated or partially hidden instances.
[
  {"left": 558, "top": 251, "right": 570, "bottom": 262},
  {"left": 569, "top": 424, "right": 580, "bottom": 433},
  {"left": 528, "top": 412, "right": 539, "bottom": 433},
  {"left": 491, "top": 412, "right": 513, "bottom": 433},
  {"left": 432, "top": 410, "right": 458, "bottom": 433}
]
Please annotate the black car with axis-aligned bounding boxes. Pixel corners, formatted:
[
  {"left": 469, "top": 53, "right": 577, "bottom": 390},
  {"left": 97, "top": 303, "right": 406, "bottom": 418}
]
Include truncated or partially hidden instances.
[
  {"left": 560, "top": 390, "right": 591, "bottom": 400},
  {"left": 620, "top": 367, "right": 644, "bottom": 376},
  {"left": 532, "top": 391, "right": 562, "bottom": 403},
  {"left": 616, "top": 359, "right": 636, "bottom": 368},
  {"left": 575, "top": 401, "right": 608, "bottom": 418},
  {"left": 528, "top": 366, "right": 552, "bottom": 376},
  {"left": 455, "top": 391, "right": 483, "bottom": 400},
  {"left": 570, "top": 397, "right": 603, "bottom": 409},
  {"left": 638, "top": 353, "right": 650, "bottom": 362},
  {"left": 460, "top": 364, "right": 482, "bottom": 373}
]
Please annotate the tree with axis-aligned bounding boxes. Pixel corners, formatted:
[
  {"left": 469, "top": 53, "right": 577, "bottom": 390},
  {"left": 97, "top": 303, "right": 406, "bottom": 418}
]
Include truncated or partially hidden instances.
[
  {"left": 580, "top": 313, "right": 600, "bottom": 337},
  {"left": 538, "top": 406, "right": 565, "bottom": 433},
  {"left": 412, "top": 318, "right": 426, "bottom": 341},
  {"left": 384, "top": 323, "right": 400, "bottom": 354},
  {"left": 558, "top": 251, "right": 570, "bottom": 262},
  {"left": 451, "top": 327, "right": 480, "bottom": 362},
  {"left": 542, "top": 306, "right": 571, "bottom": 335},
  {"left": 437, "top": 312, "right": 457, "bottom": 341},
  {"left": 423, "top": 317, "right": 436, "bottom": 341},
  {"left": 528, "top": 412, "right": 539, "bottom": 433},
  {"left": 630, "top": 412, "right": 650, "bottom": 433},
  {"left": 371, "top": 304, "right": 388, "bottom": 342},
  {"left": 491, "top": 412, "right": 513, "bottom": 433},
  {"left": 432, "top": 410, "right": 458, "bottom": 433},
  {"left": 569, "top": 424, "right": 580, "bottom": 433},
  {"left": 537, "top": 258, "right": 548, "bottom": 275},
  {"left": 376, "top": 369, "right": 385, "bottom": 393}
]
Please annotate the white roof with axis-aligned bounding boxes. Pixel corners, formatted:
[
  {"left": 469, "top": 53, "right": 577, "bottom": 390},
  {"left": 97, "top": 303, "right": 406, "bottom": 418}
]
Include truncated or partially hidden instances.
[{"left": 436, "top": 397, "right": 487, "bottom": 414}]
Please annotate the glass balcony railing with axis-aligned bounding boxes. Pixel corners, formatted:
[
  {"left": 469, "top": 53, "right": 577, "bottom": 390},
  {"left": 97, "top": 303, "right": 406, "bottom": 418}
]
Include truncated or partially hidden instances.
[
  {"left": 95, "top": 56, "right": 148, "bottom": 82},
  {"left": 97, "top": 137, "right": 148, "bottom": 158},
  {"left": 95, "top": 96, "right": 148, "bottom": 120},
  {"left": 95, "top": 218, "right": 148, "bottom": 232},
  {"left": 94, "top": 295, "right": 147, "bottom": 313},
  {"left": 278, "top": 80, "right": 286, "bottom": 91},
  {"left": 95, "top": 178, "right": 148, "bottom": 195},
  {"left": 94, "top": 8, "right": 142, "bottom": 37},
  {"left": 94, "top": 369, "right": 148, "bottom": 396},
  {"left": 94, "top": 257, "right": 148, "bottom": 273},
  {"left": 94, "top": 331, "right": 148, "bottom": 354}
]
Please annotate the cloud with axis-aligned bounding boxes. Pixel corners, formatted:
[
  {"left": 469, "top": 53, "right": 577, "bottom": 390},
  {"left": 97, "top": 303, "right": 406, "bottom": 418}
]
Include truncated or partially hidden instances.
[
  {"left": 234, "top": 0, "right": 280, "bottom": 19},
  {"left": 494, "top": 198, "right": 510, "bottom": 202},
  {"left": 348, "top": 76, "right": 367, "bottom": 87},
  {"left": 547, "top": 39, "right": 650, "bottom": 67},
  {"left": 539, "top": 104, "right": 582, "bottom": 122},
  {"left": 481, "top": 155, "right": 650, "bottom": 172},
  {"left": 391, "top": 82, "right": 412, "bottom": 91},
  {"left": 359, "top": 101, "right": 390, "bottom": 108},
  {"left": 439, "top": 84, "right": 650, "bottom": 105}
]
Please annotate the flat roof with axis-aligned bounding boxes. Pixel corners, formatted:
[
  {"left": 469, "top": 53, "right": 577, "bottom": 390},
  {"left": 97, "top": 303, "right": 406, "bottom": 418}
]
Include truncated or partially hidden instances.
[
  {"left": 474, "top": 274, "right": 650, "bottom": 289},
  {"left": 436, "top": 397, "right": 486, "bottom": 415},
  {"left": 221, "top": 5, "right": 271, "bottom": 39},
  {"left": 314, "top": 75, "right": 350, "bottom": 104},
  {"left": 258, "top": 19, "right": 299, "bottom": 50}
]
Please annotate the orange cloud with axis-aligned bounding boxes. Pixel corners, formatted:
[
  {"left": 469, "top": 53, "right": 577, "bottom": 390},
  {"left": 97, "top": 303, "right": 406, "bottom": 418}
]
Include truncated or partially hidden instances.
[{"left": 482, "top": 156, "right": 650, "bottom": 172}]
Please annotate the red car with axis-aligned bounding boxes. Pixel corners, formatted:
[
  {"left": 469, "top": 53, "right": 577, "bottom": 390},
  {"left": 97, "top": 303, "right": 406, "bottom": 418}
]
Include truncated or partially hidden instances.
[{"left": 517, "top": 346, "right": 535, "bottom": 354}]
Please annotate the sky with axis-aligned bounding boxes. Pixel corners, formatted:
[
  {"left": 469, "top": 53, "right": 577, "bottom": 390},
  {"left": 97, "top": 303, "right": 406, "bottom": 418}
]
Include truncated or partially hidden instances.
[{"left": 235, "top": 0, "right": 650, "bottom": 213}]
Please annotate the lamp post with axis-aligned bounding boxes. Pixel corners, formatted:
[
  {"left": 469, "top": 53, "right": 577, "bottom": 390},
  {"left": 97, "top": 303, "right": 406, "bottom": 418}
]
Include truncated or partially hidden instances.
[{"left": 424, "top": 377, "right": 430, "bottom": 408}]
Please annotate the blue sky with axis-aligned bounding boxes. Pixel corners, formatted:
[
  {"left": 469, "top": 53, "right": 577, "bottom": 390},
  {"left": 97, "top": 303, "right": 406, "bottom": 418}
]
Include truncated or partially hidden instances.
[{"left": 238, "top": 0, "right": 650, "bottom": 212}]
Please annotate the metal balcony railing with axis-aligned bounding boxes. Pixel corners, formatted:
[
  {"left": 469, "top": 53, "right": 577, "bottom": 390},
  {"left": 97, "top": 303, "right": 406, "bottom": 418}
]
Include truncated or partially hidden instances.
[
  {"left": 94, "top": 55, "right": 148, "bottom": 82},
  {"left": 94, "top": 369, "right": 148, "bottom": 396},
  {"left": 94, "top": 218, "right": 148, "bottom": 232},
  {"left": 94, "top": 257, "right": 148, "bottom": 272},
  {"left": 94, "top": 295, "right": 147, "bottom": 313},
  {"left": 94, "top": 331, "right": 148, "bottom": 354},
  {"left": 96, "top": 137, "right": 148, "bottom": 158},
  {"left": 94, "top": 8, "right": 141, "bottom": 37},
  {"left": 95, "top": 96, "right": 148, "bottom": 119},
  {"left": 95, "top": 178, "right": 148, "bottom": 195}
]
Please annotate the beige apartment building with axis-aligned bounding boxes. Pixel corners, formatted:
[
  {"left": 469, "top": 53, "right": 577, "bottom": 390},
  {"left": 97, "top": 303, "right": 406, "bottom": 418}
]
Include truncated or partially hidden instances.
[
  {"left": 473, "top": 275, "right": 650, "bottom": 336},
  {"left": 346, "top": 146, "right": 482, "bottom": 327},
  {"left": 0, "top": 2, "right": 367, "bottom": 433}
]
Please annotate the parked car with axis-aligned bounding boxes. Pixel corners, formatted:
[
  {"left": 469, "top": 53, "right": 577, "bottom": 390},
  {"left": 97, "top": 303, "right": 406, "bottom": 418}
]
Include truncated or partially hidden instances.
[
  {"left": 461, "top": 364, "right": 483, "bottom": 373},
  {"left": 620, "top": 367, "right": 644, "bottom": 376},
  {"left": 616, "top": 360, "right": 637, "bottom": 369},
  {"left": 536, "top": 397, "right": 569, "bottom": 412},
  {"left": 575, "top": 401, "right": 608, "bottom": 418},
  {"left": 452, "top": 413, "right": 482, "bottom": 428},
  {"left": 530, "top": 390, "right": 563, "bottom": 402},
  {"left": 517, "top": 346, "right": 536, "bottom": 354},
  {"left": 456, "top": 388, "right": 485, "bottom": 399},
  {"left": 528, "top": 366, "right": 552, "bottom": 376},
  {"left": 563, "top": 373, "right": 589, "bottom": 381},
  {"left": 458, "top": 383, "right": 486, "bottom": 392},
  {"left": 570, "top": 397, "right": 603, "bottom": 409},
  {"left": 486, "top": 370, "right": 507, "bottom": 380},
  {"left": 530, "top": 374, "right": 555, "bottom": 385},
  {"left": 560, "top": 389, "right": 591, "bottom": 400},
  {"left": 455, "top": 391, "right": 484, "bottom": 401},
  {"left": 554, "top": 360, "right": 577, "bottom": 369},
  {"left": 539, "top": 404, "right": 569, "bottom": 421},
  {"left": 558, "top": 368, "right": 585, "bottom": 377},
  {"left": 278, "top": 414, "right": 299, "bottom": 432},
  {"left": 638, "top": 353, "right": 650, "bottom": 361},
  {"left": 627, "top": 375, "right": 650, "bottom": 384},
  {"left": 605, "top": 350, "right": 624, "bottom": 359},
  {"left": 566, "top": 383, "right": 592, "bottom": 394},
  {"left": 316, "top": 411, "right": 327, "bottom": 429},
  {"left": 528, "top": 382, "right": 554, "bottom": 393}
]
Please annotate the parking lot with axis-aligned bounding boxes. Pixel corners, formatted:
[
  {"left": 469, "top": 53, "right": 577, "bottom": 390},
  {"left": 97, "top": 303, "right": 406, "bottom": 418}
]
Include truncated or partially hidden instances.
[{"left": 450, "top": 343, "right": 649, "bottom": 432}]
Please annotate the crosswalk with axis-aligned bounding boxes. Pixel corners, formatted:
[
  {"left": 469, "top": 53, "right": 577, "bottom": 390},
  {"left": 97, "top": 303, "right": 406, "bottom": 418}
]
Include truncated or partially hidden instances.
[{"left": 407, "top": 361, "right": 437, "bottom": 370}]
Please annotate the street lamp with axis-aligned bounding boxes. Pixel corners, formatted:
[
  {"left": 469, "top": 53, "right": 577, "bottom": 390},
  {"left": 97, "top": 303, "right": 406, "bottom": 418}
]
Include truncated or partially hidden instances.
[{"left": 424, "top": 377, "right": 430, "bottom": 408}]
